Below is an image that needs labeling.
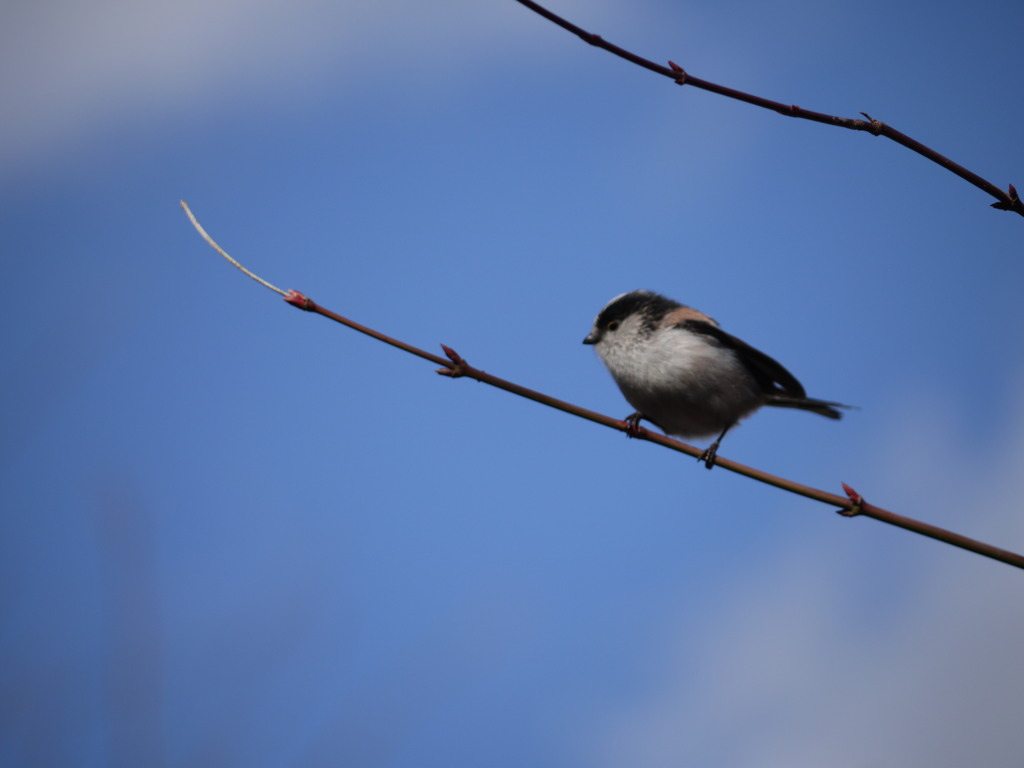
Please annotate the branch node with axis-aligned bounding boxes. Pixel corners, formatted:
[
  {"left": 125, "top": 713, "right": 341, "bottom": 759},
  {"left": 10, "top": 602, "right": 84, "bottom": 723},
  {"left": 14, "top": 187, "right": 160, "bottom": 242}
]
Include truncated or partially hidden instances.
[
  {"left": 837, "top": 482, "right": 864, "bottom": 517},
  {"left": 668, "top": 60, "right": 688, "bottom": 85},
  {"left": 990, "top": 183, "right": 1021, "bottom": 212},
  {"left": 859, "top": 111, "right": 883, "bottom": 136},
  {"left": 283, "top": 290, "right": 315, "bottom": 311},
  {"left": 436, "top": 344, "right": 468, "bottom": 377}
]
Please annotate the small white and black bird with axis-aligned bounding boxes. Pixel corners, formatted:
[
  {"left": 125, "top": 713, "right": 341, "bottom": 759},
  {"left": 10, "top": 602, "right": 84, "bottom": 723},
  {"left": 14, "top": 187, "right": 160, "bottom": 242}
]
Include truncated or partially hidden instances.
[{"left": 584, "top": 290, "right": 848, "bottom": 468}]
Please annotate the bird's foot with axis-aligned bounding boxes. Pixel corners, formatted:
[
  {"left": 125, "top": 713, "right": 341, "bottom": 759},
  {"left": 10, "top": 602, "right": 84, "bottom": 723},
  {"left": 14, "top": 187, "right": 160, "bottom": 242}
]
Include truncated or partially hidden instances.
[
  {"left": 623, "top": 412, "right": 646, "bottom": 438},
  {"left": 698, "top": 441, "right": 721, "bottom": 470}
]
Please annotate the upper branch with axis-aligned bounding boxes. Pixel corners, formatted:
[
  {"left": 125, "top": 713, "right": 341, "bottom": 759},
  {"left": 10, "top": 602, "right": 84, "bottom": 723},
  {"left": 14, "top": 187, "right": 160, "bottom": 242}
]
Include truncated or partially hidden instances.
[{"left": 513, "top": 0, "right": 1023, "bottom": 217}]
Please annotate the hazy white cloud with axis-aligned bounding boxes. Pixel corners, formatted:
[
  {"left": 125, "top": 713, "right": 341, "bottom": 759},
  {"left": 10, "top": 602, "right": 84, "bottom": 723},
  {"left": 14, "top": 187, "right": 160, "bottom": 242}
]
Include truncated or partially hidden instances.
[
  {"left": 0, "top": 0, "right": 616, "bottom": 175},
  {"left": 593, "top": 380, "right": 1024, "bottom": 767}
]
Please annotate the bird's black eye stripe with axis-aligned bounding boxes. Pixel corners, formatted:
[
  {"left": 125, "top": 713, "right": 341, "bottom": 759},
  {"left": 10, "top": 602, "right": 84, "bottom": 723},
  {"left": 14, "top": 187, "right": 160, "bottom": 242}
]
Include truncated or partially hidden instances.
[{"left": 594, "top": 291, "right": 682, "bottom": 336}]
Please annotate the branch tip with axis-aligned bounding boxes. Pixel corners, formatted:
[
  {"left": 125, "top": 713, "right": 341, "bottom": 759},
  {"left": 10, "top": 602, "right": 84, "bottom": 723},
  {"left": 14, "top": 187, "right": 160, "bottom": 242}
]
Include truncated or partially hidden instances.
[{"left": 180, "top": 200, "right": 288, "bottom": 296}]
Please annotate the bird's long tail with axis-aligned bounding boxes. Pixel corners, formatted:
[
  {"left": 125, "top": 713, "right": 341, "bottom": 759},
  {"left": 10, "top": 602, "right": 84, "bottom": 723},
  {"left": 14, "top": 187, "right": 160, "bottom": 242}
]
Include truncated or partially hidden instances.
[{"left": 765, "top": 394, "right": 850, "bottom": 420}]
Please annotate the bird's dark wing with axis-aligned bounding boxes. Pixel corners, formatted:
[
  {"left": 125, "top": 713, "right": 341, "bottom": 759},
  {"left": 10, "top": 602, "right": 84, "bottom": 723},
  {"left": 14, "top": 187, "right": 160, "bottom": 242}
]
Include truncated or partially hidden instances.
[{"left": 681, "top": 320, "right": 807, "bottom": 398}]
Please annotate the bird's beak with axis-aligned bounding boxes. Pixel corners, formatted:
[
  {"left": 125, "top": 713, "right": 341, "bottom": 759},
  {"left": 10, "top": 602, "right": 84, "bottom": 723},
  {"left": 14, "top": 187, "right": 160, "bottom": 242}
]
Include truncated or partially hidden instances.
[{"left": 582, "top": 331, "right": 598, "bottom": 345}]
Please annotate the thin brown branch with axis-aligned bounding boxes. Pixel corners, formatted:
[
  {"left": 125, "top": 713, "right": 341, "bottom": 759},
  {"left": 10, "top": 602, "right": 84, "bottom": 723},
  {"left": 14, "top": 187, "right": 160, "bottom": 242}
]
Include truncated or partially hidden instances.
[
  {"left": 513, "top": 0, "right": 1023, "bottom": 217},
  {"left": 183, "top": 203, "right": 1024, "bottom": 571}
]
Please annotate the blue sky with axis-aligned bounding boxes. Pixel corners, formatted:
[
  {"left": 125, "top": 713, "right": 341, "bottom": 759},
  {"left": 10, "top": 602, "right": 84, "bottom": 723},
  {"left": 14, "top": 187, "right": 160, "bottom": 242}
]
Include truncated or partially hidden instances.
[{"left": 2, "top": 1, "right": 1023, "bottom": 765}]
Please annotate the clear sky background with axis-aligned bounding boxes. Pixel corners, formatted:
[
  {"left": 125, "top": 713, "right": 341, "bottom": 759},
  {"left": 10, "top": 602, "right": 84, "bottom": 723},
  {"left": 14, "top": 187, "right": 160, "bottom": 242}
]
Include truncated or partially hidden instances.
[{"left": 3, "top": 1, "right": 1023, "bottom": 766}]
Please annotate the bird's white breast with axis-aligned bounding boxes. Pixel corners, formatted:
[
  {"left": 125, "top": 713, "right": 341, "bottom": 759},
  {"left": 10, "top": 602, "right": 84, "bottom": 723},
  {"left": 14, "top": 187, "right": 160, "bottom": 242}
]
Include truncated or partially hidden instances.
[{"left": 596, "top": 326, "right": 763, "bottom": 438}]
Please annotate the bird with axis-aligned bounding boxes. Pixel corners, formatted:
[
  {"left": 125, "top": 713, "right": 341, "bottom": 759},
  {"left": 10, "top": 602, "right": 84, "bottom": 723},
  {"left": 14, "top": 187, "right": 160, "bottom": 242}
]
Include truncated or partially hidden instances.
[{"left": 583, "top": 290, "right": 848, "bottom": 468}]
